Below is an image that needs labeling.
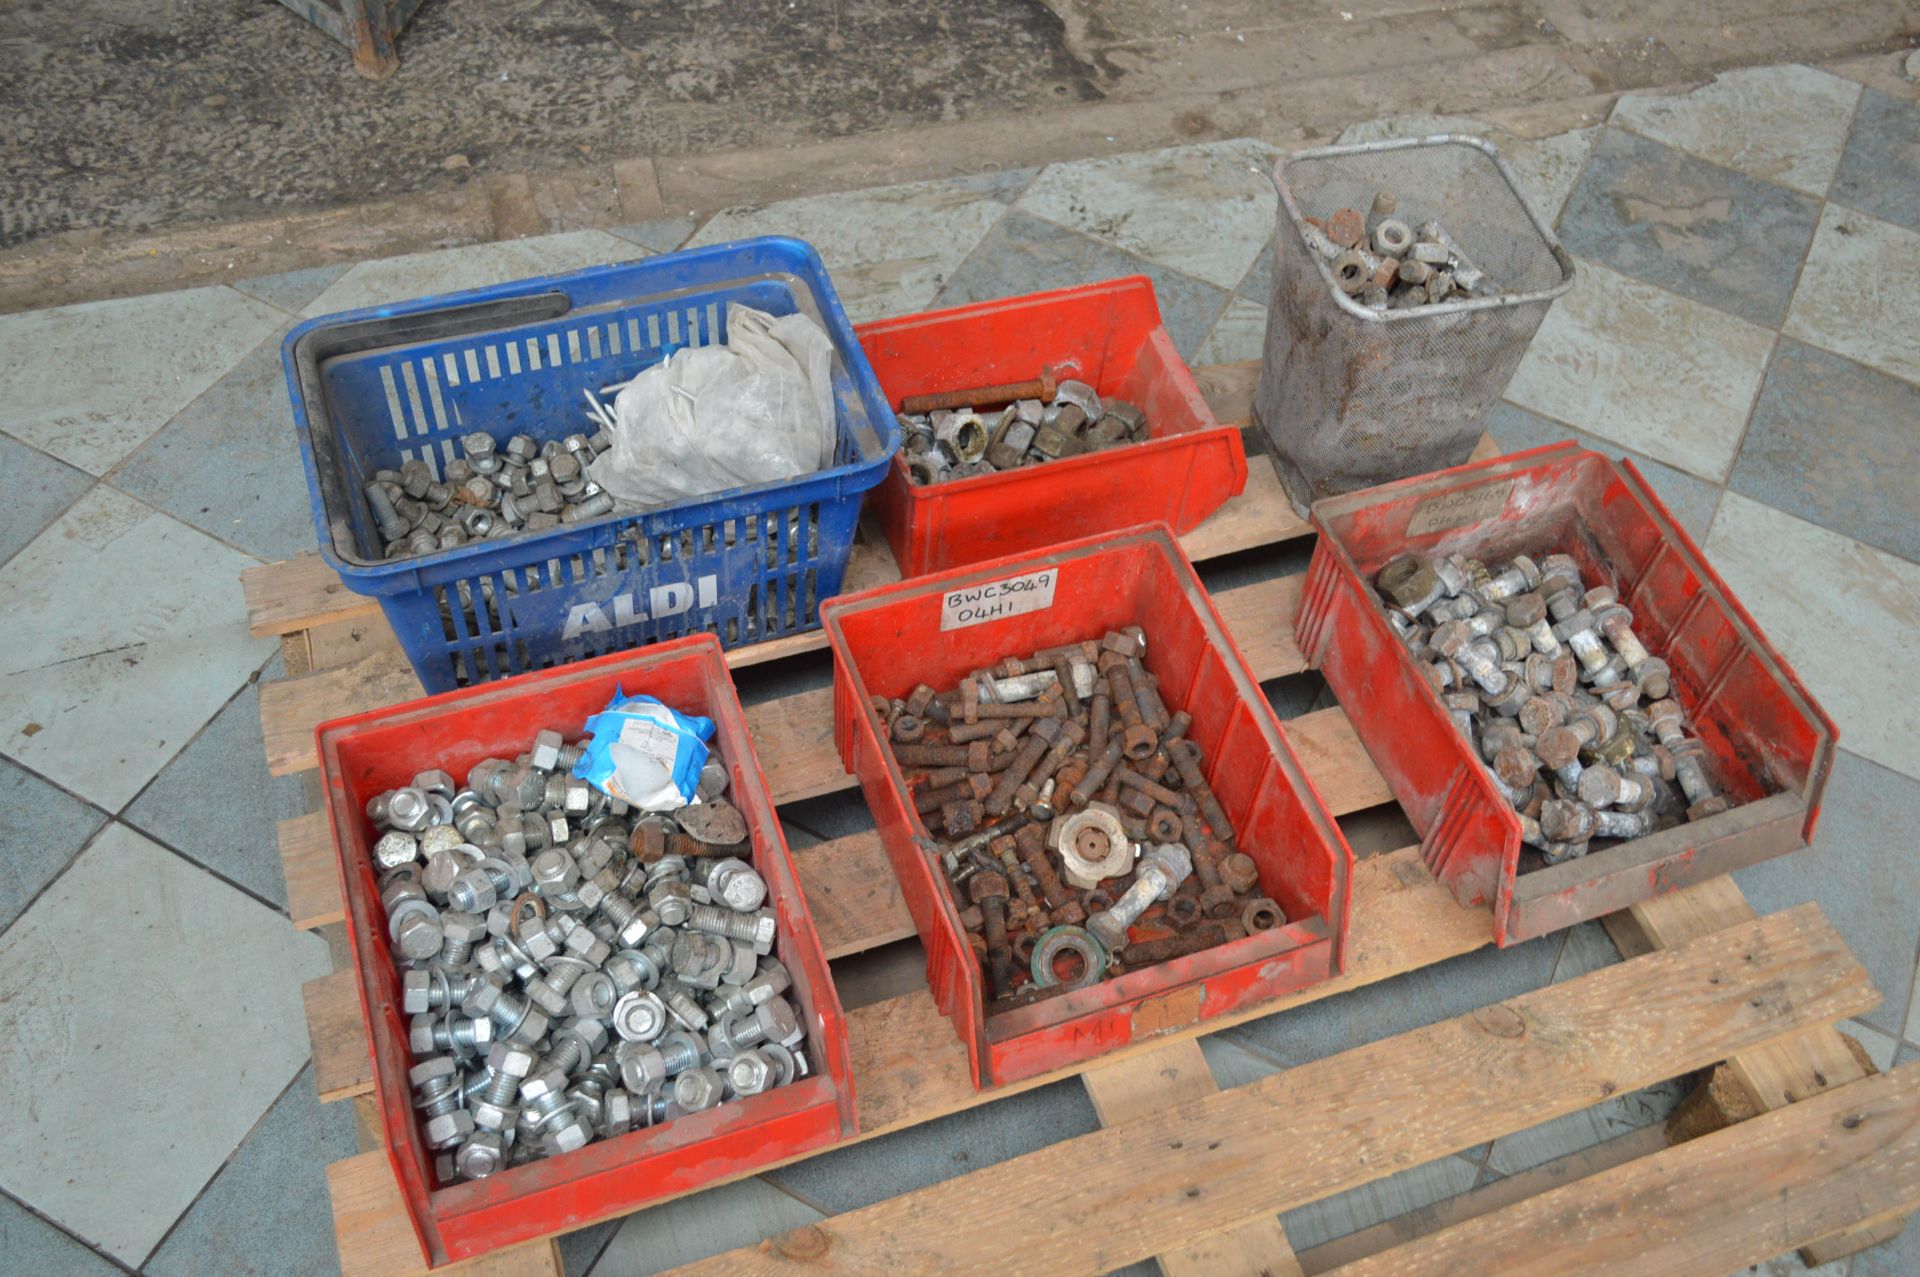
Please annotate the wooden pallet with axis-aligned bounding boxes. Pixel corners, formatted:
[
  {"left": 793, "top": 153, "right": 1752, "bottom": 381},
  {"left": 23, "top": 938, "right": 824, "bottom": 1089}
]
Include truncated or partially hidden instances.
[{"left": 248, "top": 361, "right": 1915, "bottom": 1276}]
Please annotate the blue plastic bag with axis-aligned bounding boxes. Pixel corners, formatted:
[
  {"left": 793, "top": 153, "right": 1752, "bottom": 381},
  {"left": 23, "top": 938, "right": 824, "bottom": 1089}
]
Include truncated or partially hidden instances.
[{"left": 573, "top": 688, "right": 715, "bottom": 811}]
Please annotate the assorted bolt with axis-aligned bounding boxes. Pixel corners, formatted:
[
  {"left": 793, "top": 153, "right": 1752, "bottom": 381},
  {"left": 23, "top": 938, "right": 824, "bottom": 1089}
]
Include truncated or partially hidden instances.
[
  {"left": 896, "top": 375, "right": 1151, "bottom": 486},
  {"left": 874, "top": 627, "right": 1286, "bottom": 1013},
  {"left": 364, "top": 428, "right": 616, "bottom": 561},
  {"left": 1303, "top": 192, "right": 1505, "bottom": 311},
  {"left": 1373, "top": 549, "right": 1736, "bottom": 865},
  {"left": 366, "top": 725, "right": 808, "bottom": 1184}
]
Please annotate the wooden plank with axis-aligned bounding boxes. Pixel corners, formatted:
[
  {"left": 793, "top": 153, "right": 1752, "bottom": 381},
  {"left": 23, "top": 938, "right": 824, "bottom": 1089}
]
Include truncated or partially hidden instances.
[
  {"left": 237, "top": 444, "right": 1297, "bottom": 666},
  {"left": 1617, "top": 875, "right": 1904, "bottom": 1265},
  {"left": 258, "top": 553, "right": 1310, "bottom": 779},
  {"left": 311, "top": 839, "right": 1486, "bottom": 1115},
  {"left": 243, "top": 553, "right": 382, "bottom": 637},
  {"left": 1324, "top": 1063, "right": 1920, "bottom": 1277},
  {"left": 305, "top": 969, "right": 373, "bottom": 1104},
  {"left": 1296, "top": 1124, "right": 1670, "bottom": 1274},
  {"left": 283, "top": 812, "right": 344, "bottom": 930},
  {"left": 327, "top": 1153, "right": 564, "bottom": 1277},
  {"left": 661, "top": 906, "right": 1873, "bottom": 1276},
  {"left": 1085, "top": 1042, "right": 1306, "bottom": 1277}
]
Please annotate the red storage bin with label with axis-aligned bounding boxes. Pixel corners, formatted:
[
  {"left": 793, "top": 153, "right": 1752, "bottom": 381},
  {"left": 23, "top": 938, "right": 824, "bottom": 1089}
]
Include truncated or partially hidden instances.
[
  {"left": 1298, "top": 442, "right": 1837, "bottom": 947},
  {"left": 856, "top": 277, "right": 1247, "bottom": 577},
  {"left": 315, "top": 635, "right": 854, "bottom": 1267},
  {"left": 823, "top": 524, "right": 1353, "bottom": 1088}
]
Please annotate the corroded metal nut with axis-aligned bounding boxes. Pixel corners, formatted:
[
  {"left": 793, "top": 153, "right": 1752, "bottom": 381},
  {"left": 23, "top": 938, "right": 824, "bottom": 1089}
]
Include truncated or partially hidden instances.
[
  {"left": 1326, "top": 206, "right": 1366, "bottom": 248},
  {"left": 1371, "top": 218, "right": 1413, "bottom": 257},
  {"left": 1330, "top": 250, "right": 1371, "bottom": 295},
  {"left": 1219, "top": 853, "right": 1260, "bottom": 895}
]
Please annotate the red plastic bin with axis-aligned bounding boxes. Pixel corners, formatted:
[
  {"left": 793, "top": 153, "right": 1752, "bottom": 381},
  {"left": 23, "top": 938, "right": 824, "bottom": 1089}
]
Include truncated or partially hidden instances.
[
  {"left": 315, "top": 635, "right": 854, "bottom": 1267},
  {"left": 822, "top": 524, "right": 1354, "bottom": 1088},
  {"left": 856, "top": 277, "right": 1248, "bottom": 577},
  {"left": 1297, "top": 442, "right": 1837, "bottom": 948}
]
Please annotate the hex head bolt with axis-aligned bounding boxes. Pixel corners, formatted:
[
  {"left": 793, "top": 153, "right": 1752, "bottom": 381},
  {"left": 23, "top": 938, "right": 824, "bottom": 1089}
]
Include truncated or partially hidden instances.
[
  {"left": 1099, "top": 655, "right": 1159, "bottom": 759},
  {"left": 465, "top": 978, "right": 550, "bottom": 1046},
  {"left": 1070, "top": 739, "right": 1125, "bottom": 809},
  {"left": 914, "top": 771, "right": 993, "bottom": 817},
  {"left": 710, "top": 997, "right": 802, "bottom": 1057},
  {"left": 989, "top": 834, "right": 1041, "bottom": 913},
  {"left": 1577, "top": 764, "right": 1655, "bottom": 812},
  {"left": 1647, "top": 700, "right": 1729, "bottom": 819},
  {"left": 1012, "top": 822, "right": 1074, "bottom": 916},
  {"left": 480, "top": 1041, "right": 537, "bottom": 1108},
  {"left": 1536, "top": 704, "right": 1616, "bottom": 771},
  {"left": 1168, "top": 740, "right": 1234, "bottom": 846},
  {"left": 1087, "top": 844, "right": 1193, "bottom": 953},
  {"left": 984, "top": 721, "right": 1057, "bottom": 817},
  {"left": 364, "top": 481, "right": 413, "bottom": 543},
  {"left": 1517, "top": 811, "right": 1586, "bottom": 864},
  {"left": 713, "top": 961, "right": 793, "bottom": 1022},
  {"left": 1477, "top": 555, "right": 1541, "bottom": 604},
  {"left": 971, "top": 871, "right": 1015, "bottom": 998},
  {"left": 1504, "top": 591, "right": 1562, "bottom": 660},
  {"left": 1586, "top": 591, "right": 1672, "bottom": 699},
  {"left": 684, "top": 903, "right": 777, "bottom": 956},
  {"left": 1187, "top": 832, "right": 1236, "bottom": 919}
]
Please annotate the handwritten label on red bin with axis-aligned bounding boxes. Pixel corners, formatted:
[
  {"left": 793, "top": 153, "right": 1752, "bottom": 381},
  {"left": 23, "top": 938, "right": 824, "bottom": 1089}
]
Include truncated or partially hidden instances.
[
  {"left": 1407, "top": 478, "right": 1514, "bottom": 536},
  {"left": 940, "top": 568, "right": 1058, "bottom": 631}
]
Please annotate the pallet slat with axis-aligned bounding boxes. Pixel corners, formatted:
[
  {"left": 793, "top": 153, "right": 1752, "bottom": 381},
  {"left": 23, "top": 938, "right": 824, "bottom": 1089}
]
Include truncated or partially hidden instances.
[
  {"left": 1325, "top": 1062, "right": 1920, "bottom": 1277},
  {"left": 1084, "top": 1042, "right": 1306, "bottom": 1277},
  {"left": 327, "top": 1153, "right": 565, "bottom": 1277},
  {"left": 258, "top": 555, "right": 1308, "bottom": 779},
  {"left": 1615, "top": 874, "right": 1903, "bottom": 1264},
  {"left": 658, "top": 906, "right": 1873, "bottom": 1276},
  {"left": 309, "top": 842, "right": 1488, "bottom": 1127}
]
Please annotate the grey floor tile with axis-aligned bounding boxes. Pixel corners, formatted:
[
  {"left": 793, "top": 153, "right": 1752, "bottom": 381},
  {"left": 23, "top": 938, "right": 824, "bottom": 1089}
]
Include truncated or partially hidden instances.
[
  {"left": 0, "top": 284, "right": 285, "bottom": 475},
  {"left": 1507, "top": 258, "right": 1773, "bottom": 482},
  {"left": 1548, "top": 919, "right": 1621, "bottom": 985},
  {"left": 1785, "top": 203, "right": 1920, "bottom": 386},
  {"left": 778, "top": 789, "right": 872, "bottom": 844},
  {"left": 1194, "top": 297, "right": 1268, "bottom": 367},
  {"left": 302, "top": 230, "right": 640, "bottom": 317},
  {"left": 1705, "top": 494, "right": 1920, "bottom": 781},
  {"left": 1237, "top": 238, "right": 1275, "bottom": 302},
  {"left": 1851, "top": 1214, "right": 1920, "bottom": 1277},
  {"left": 1482, "top": 1077, "right": 1688, "bottom": 1178},
  {"left": 1198, "top": 1031, "right": 1286, "bottom": 1089},
  {"left": 1558, "top": 127, "right": 1821, "bottom": 328},
  {"left": 933, "top": 209, "right": 1230, "bottom": 361},
  {"left": 0, "top": 757, "right": 107, "bottom": 935},
  {"left": 231, "top": 263, "right": 352, "bottom": 313},
  {"left": 0, "top": 485, "right": 274, "bottom": 810},
  {"left": 953, "top": 165, "right": 1041, "bottom": 204},
  {"left": 1279, "top": 1152, "right": 1479, "bottom": 1254},
  {"left": 1223, "top": 930, "right": 1563, "bottom": 1069},
  {"left": 1843, "top": 1019, "right": 1900, "bottom": 1073},
  {"left": 123, "top": 653, "right": 302, "bottom": 909},
  {"left": 1735, "top": 749, "right": 1920, "bottom": 1039},
  {"left": 1832, "top": 89, "right": 1920, "bottom": 236},
  {"left": 557, "top": 1217, "right": 622, "bottom": 1277},
  {"left": 0, "top": 1193, "right": 122, "bottom": 1277},
  {"left": 0, "top": 823, "right": 327, "bottom": 1264},
  {"left": 765, "top": 1077, "right": 1098, "bottom": 1214},
  {"left": 687, "top": 177, "right": 1010, "bottom": 325},
  {"left": 1609, "top": 64, "right": 1861, "bottom": 198},
  {"left": 1483, "top": 401, "right": 1723, "bottom": 541},
  {"left": 144, "top": 1065, "right": 358, "bottom": 1277},
  {"left": 589, "top": 1176, "right": 823, "bottom": 1276},
  {"left": 1016, "top": 139, "right": 1278, "bottom": 290},
  {"left": 0, "top": 434, "right": 93, "bottom": 568},
  {"left": 829, "top": 936, "right": 928, "bottom": 1011},
  {"left": 1730, "top": 338, "right": 1920, "bottom": 563},
  {"left": 609, "top": 216, "right": 702, "bottom": 254},
  {"left": 111, "top": 323, "right": 316, "bottom": 564}
]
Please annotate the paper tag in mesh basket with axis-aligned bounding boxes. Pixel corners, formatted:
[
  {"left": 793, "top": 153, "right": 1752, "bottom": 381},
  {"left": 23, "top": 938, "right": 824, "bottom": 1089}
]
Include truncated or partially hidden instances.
[
  {"left": 940, "top": 568, "right": 1058, "bottom": 631},
  {"left": 1407, "top": 478, "right": 1514, "bottom": 536}
]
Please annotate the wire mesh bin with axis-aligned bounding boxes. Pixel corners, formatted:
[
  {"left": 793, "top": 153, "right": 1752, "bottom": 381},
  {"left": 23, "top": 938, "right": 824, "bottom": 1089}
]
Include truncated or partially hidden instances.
[
  {"left": 283, "top": 237, "right": 900, "bottom": 694},
  {"left": 1254, "top": 136, "right": 1575, "bottom": 515}
]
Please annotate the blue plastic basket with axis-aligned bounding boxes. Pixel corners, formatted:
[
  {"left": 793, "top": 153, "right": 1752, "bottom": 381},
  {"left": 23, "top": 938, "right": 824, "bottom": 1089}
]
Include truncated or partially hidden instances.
[{"left": 283, "top": 237, "right": 900, "bottom": 694}]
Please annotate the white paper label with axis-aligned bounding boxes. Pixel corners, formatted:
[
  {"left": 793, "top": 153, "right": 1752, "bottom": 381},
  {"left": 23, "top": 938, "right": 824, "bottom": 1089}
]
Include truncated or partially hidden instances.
[
  {"left": 940, "top": 568, "right": 1059, "bottom": 631},
  {"left": 617, "top": 715, "right": 681, "bottom": 771}
]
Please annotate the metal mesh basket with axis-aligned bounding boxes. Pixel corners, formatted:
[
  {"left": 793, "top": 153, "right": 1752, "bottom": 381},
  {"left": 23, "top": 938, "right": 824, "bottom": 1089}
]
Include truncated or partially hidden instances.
[{"left": 1253, "top": 135, "right": 1575, "bottom": 514}]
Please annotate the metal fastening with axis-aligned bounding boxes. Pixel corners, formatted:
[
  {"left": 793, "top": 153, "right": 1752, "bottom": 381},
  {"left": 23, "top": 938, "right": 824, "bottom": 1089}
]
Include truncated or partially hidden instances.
[
  {"left": 363, "top": 723, "right": 810, "bottom": 1185},
  {"left": 1373, "top": 551, "right": 1740, "bottom": 863},
  {"left": 898, "top": 377, "right": 1151, "bottom": 486}
]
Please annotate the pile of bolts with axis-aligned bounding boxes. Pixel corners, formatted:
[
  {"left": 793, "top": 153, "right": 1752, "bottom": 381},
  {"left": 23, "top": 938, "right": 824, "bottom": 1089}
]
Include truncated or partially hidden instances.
[
  {"left": 874, "top": 626, "right": 1287, "bottom": 1013},
  {"left": 897, "top": 373, "right": 1149, "bottom": 486},
  {"left": 363, "top": 428, "right": 617, "bottom": 561},
  {"left": 367, "top": 726, "right": 809, "bottom": 1184},
  {"left": 1302, "top": 193, "right": 1502, "bottom": 310},
  {"left": 1374, "top": 550, "right": 1734, "bottom": 864}
]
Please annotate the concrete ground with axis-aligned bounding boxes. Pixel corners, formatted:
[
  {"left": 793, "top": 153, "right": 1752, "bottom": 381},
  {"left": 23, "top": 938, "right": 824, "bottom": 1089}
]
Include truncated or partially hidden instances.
[
  {"left": 2, "top": 0, "right": 1918, "bottom": 312},
  {"left": 1, "top": 23, "right": 1919, "bottom": 1277}
]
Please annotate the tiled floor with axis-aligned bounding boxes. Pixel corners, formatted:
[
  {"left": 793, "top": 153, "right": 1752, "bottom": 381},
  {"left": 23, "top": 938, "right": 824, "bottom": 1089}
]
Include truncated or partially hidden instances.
[{"left": 1, "top": 60, "right": 1916, "bottom": 1275}]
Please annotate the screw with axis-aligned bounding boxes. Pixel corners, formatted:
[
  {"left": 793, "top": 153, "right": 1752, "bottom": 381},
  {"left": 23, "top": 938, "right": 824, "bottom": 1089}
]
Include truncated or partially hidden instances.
[{"left": 1086, "top": 844, "right": 1192, "bottom": 952}]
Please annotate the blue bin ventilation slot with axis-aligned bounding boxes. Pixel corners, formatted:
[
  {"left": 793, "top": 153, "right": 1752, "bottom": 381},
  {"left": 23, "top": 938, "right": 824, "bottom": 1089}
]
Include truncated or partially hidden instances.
[{"left": 284, "top": 237, "right": 900, "bottom": 694}]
